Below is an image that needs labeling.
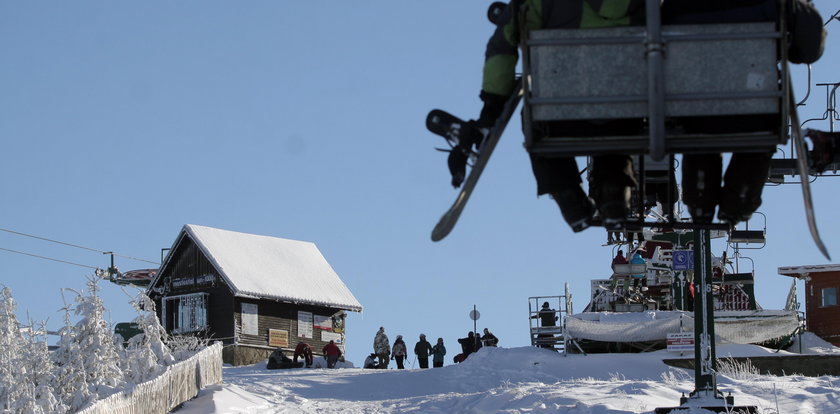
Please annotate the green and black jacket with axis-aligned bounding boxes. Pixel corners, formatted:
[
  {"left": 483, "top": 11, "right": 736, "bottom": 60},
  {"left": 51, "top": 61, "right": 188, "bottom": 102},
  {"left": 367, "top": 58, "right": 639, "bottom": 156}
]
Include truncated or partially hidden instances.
[{"left": 482, "top": 0, "right": 645, "bottom": 98}]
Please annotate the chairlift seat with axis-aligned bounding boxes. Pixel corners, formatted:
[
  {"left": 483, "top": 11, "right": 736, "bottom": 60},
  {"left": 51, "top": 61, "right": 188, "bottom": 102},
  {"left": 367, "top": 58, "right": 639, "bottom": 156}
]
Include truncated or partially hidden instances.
[{"left": 523, "top": 22, "right": 787, "bottom": 158}]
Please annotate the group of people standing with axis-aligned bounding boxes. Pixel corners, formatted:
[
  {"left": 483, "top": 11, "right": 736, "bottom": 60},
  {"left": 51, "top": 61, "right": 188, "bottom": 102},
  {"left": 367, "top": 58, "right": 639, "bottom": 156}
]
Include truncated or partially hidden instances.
[
  {"left": 369, "top": 326, "right": 499, "bottom": 369},
  {"left": 369, "top": 327, "right": 447, "bottom": 369}
]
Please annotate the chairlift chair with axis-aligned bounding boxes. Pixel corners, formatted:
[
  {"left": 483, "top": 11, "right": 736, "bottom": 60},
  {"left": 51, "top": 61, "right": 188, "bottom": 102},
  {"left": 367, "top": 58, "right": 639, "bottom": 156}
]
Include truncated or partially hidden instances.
[{"left": 518, "top": 0, "right": 793, "bottom": 233}]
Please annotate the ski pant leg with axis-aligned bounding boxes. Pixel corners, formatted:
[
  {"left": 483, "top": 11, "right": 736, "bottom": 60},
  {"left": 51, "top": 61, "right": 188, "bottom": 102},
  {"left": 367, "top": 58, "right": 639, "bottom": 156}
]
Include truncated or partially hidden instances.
[
  {"left": 681, "top": 153, "right": 722, "bottom": 220},
  {"left": 418, "top": 357, "right": 429, "bottom": 369},
  {"left": 657, "top": 167, "right": 679, "bottom": 215},
  {"left": 589, "top": 155, "right": 636, "bottom": 195},
  {"left": 528, "top": 155, "right": 582, "bottom": 196},
  {"left": 395, "top": 356, "right": 405, "bottom": 369},
  {"left": 589, "top": 155, "right": 636, "bottom": 218}
]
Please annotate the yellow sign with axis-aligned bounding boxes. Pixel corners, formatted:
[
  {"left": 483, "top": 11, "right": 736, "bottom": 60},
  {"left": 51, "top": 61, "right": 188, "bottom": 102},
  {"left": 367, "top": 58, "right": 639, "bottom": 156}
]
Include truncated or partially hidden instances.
[{"left": 268, "top": 329, "right": 289, "bottom": 348}]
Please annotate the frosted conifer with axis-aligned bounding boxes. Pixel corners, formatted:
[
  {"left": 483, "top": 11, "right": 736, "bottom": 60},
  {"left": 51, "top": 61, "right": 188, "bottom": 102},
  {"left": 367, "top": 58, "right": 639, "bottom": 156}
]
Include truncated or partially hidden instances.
[
  {"left": 0, "top": 286, "right": 24, "bottom": 412},
  {"left": 52, "top": 289, "right": 91, "bottom": 412},
  {"left": 72, "top": 278, "right": 125, "bottom": 401},
  {"left": 15, "top": 319, "right": 63, "bottom": 413},
  {"left": 120, "top": 292, "right": 174, "bottom": 383}
]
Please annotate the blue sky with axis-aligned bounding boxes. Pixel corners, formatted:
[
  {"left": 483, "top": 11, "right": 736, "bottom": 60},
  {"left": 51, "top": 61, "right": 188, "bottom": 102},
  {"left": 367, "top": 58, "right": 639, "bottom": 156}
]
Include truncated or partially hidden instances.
[{"left": 1, "top": 1, "right": 838, "bottom": 363}]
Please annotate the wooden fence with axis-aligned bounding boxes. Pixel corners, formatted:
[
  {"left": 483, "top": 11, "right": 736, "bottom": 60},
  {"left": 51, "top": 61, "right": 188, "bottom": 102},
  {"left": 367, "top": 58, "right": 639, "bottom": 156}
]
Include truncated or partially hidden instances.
[{"left": 77, "top": 341, "right": 222, "bottom": 414}]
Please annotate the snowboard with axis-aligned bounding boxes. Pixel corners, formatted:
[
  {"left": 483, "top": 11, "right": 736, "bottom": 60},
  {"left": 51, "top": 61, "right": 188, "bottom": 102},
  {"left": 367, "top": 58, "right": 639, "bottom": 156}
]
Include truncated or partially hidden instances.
[
  {"left": 426, "top": 79, "right": 523, "bottom": 242},
  {"left": 789, "top": 76, "right": 831, "bottom": 260}
]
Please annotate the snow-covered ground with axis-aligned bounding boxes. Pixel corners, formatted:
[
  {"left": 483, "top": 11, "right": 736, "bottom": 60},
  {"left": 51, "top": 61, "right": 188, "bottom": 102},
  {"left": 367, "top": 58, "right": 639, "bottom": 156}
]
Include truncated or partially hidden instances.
[{"left": 177, "top": 338, "right": 840, "bottom": 414}]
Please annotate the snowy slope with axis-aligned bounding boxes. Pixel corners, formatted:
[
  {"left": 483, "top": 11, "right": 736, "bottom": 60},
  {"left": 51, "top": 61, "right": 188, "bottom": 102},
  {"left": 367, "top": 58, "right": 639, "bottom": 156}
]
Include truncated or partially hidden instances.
[{"left": 177, "top": 344, "right": 840, "bottom": 414}]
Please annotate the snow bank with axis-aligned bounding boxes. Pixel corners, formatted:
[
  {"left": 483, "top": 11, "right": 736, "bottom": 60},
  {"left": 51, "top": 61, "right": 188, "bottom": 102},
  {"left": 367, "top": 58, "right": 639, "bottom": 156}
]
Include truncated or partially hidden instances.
[
  {"left": 789, "top": 332, "right": 840, "bottom": 355},
  {"left": 179, "top": 345, "right": 840, "bottom": 414}
]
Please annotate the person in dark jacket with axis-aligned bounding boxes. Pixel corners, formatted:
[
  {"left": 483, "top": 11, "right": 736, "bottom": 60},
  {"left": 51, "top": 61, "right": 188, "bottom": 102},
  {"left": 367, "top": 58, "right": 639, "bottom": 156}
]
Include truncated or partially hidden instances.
[
  {"left": 612, "top": 250, "right": 628, "bottom": 266},
  {"left": 481, "top": 328, "right": 499, "bottom": 347},
  {"left": 322, "top": 340, "right": 342, "bottom": 369},
  {"left": 447, "top": 0, "right": 647, "bottom": 232},
  {"left": 414, "top": 334, "right": 434, "bottom": 369},
  {"left": 364, "top": 353, "right": 378, "bottom": 369},
  {"left": 293, "top": 342, "right": 313, "bottom": 368},
  {"left": 457, "top": 331, "right": 478, "bottom": 359},
  {"left": 432, "top": 338, "right": 447, "bottom": 368},
  {"left": 531, "top": 302, "right": 559, "bottom": 349},
  {"left": 533, "top": 302, "right": 558, "bottom": 327},
  {"left": 661, "top": 0, "right": 825, "bottom": 225},
  {"left": 266, "top": 348, "right": 301, "bottom": 370}
]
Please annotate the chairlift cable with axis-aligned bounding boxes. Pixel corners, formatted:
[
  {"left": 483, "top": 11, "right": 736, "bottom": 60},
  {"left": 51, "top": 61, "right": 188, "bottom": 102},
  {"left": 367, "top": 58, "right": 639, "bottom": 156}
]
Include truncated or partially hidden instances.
[
  {"left": 0, "top": 247, "right": 99, "bottom": 270},
  {"left": 0, "top": 227, "right": 159, "bottom": 265}
]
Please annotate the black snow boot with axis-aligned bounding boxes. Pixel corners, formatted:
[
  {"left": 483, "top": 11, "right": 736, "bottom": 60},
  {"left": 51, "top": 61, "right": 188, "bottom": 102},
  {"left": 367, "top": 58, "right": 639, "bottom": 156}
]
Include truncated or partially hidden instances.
[
  {"left": 593, "top": 184, "right": 631, "bottom": 229},
  {"left": 551, "top": 188, "right": 595, "bottom": 232},
  {"left": 718, "top": 152, "right": 772, "bottom": 226}
]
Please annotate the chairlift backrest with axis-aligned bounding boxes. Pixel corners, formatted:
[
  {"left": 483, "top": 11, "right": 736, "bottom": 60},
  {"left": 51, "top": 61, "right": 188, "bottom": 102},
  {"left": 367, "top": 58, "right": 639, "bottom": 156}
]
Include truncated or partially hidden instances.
[{"left": 522, "top": 4, "right": 789, "bottom": 159}]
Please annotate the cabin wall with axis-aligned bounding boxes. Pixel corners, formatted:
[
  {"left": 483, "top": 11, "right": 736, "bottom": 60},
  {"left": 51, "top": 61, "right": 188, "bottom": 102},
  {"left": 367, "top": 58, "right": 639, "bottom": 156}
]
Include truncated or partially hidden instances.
[
  {"left": 805, "top": 271, "right": 840, "bottom": 346},
  {"left": 229, "top": 298, "right": 346, "bottom": 366}
]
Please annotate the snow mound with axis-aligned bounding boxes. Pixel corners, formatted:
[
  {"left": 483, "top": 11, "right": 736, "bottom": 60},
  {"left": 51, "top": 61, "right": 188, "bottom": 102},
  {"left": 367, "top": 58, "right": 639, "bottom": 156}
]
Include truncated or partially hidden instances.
[
  {"left": 180, "top": 345, "right": 840, "bottom": 413},
  {"left": 790, "top": 332, "right": 840, "bottom": 354}
]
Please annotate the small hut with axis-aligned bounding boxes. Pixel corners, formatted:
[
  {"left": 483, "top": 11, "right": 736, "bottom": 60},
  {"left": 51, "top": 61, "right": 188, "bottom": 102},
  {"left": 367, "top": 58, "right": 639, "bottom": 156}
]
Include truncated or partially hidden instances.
[
  {"left": 779, "top": 264, "right": 840, "bottom": 346},
  {"left": 147, "top": 224, "right": 363, "bottom": 365}
]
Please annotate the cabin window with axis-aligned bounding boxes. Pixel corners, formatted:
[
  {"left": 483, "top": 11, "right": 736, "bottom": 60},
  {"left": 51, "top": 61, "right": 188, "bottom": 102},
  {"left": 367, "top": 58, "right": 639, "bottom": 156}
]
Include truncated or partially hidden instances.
[
  {"left": 821, "top": 287, "right": 837, "bottom": 307},
  {"left": 164, "top": 293, "right": 209, "bottom": 333}
]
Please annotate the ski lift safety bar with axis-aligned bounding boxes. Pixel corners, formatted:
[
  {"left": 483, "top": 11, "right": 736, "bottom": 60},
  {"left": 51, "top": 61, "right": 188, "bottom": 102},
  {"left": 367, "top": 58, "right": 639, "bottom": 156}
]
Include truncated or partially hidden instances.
[{"left": 521, "top": 0, "right": 789, "bottom": 161}]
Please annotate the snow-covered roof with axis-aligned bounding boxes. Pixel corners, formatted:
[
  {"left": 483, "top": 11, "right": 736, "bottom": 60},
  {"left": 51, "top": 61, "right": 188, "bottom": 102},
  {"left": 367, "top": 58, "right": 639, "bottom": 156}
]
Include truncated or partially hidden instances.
[
  {"left": 778, "top": 264, "right": 840, "bottom": 277},
  {"left": 158, "top": 224, "right": 362, "bottom": 312}
]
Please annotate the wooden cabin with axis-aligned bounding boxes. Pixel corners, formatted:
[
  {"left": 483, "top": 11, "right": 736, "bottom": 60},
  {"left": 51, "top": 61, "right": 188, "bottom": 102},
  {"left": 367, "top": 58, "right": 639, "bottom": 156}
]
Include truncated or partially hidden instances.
[
  {"left": 779, "top": 264, "right": 840, "bottom": 346},
  {"left": 146, "top": 224, "right": 363, "bottom": 365}
]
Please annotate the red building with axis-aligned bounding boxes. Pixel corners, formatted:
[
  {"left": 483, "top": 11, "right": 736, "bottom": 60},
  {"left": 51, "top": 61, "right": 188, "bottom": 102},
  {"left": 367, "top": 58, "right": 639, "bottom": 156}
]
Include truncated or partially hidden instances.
[{"left": 779, "top": 264, "right": 840, "bottom": 346}]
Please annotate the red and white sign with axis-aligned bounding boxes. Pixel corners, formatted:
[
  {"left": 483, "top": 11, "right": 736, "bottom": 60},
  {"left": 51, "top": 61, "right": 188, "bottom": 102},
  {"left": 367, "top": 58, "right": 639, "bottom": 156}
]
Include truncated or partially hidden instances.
[{"left": 666, "top": 332, "right": 695, "bottom": 352}]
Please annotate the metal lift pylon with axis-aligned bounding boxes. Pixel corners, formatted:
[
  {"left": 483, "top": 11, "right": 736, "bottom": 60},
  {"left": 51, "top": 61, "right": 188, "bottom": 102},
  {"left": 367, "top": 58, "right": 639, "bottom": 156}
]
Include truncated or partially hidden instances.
[{"left": 654, "top": 228, "right": 757, "bottom": 414}]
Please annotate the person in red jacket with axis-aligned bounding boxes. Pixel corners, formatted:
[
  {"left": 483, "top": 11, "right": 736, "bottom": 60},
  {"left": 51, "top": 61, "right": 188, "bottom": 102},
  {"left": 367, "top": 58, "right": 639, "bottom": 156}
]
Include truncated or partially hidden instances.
[
  {"left": 322, "top": 340, "right": 342, "bottom": 369},
  {"left": 293, "top": 342, "right": 313, "bottom": 368}
]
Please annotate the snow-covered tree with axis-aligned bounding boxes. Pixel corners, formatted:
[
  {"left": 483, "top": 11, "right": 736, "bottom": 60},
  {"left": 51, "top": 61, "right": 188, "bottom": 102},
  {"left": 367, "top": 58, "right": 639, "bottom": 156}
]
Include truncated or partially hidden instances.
[
  {"left": 0, "top": 287, "right": 62, "bottom": 414},
  {"left": 120, "top": 292, "right": 174, "bottom": 384},
  {"left": 52, "top": 289, "right": 92, "bottom": 412},
  {"left": 0, "top": 286, "right": 24, "bottom": 411},
  {"left": 73, "top": 278, "right": 124, "bottom": 399},
  {"left": 14, "top": 319, "right": 63, "bottom": 413},
  {"left": 53, "top": 277, "right": 126, "bottom": 411}
]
